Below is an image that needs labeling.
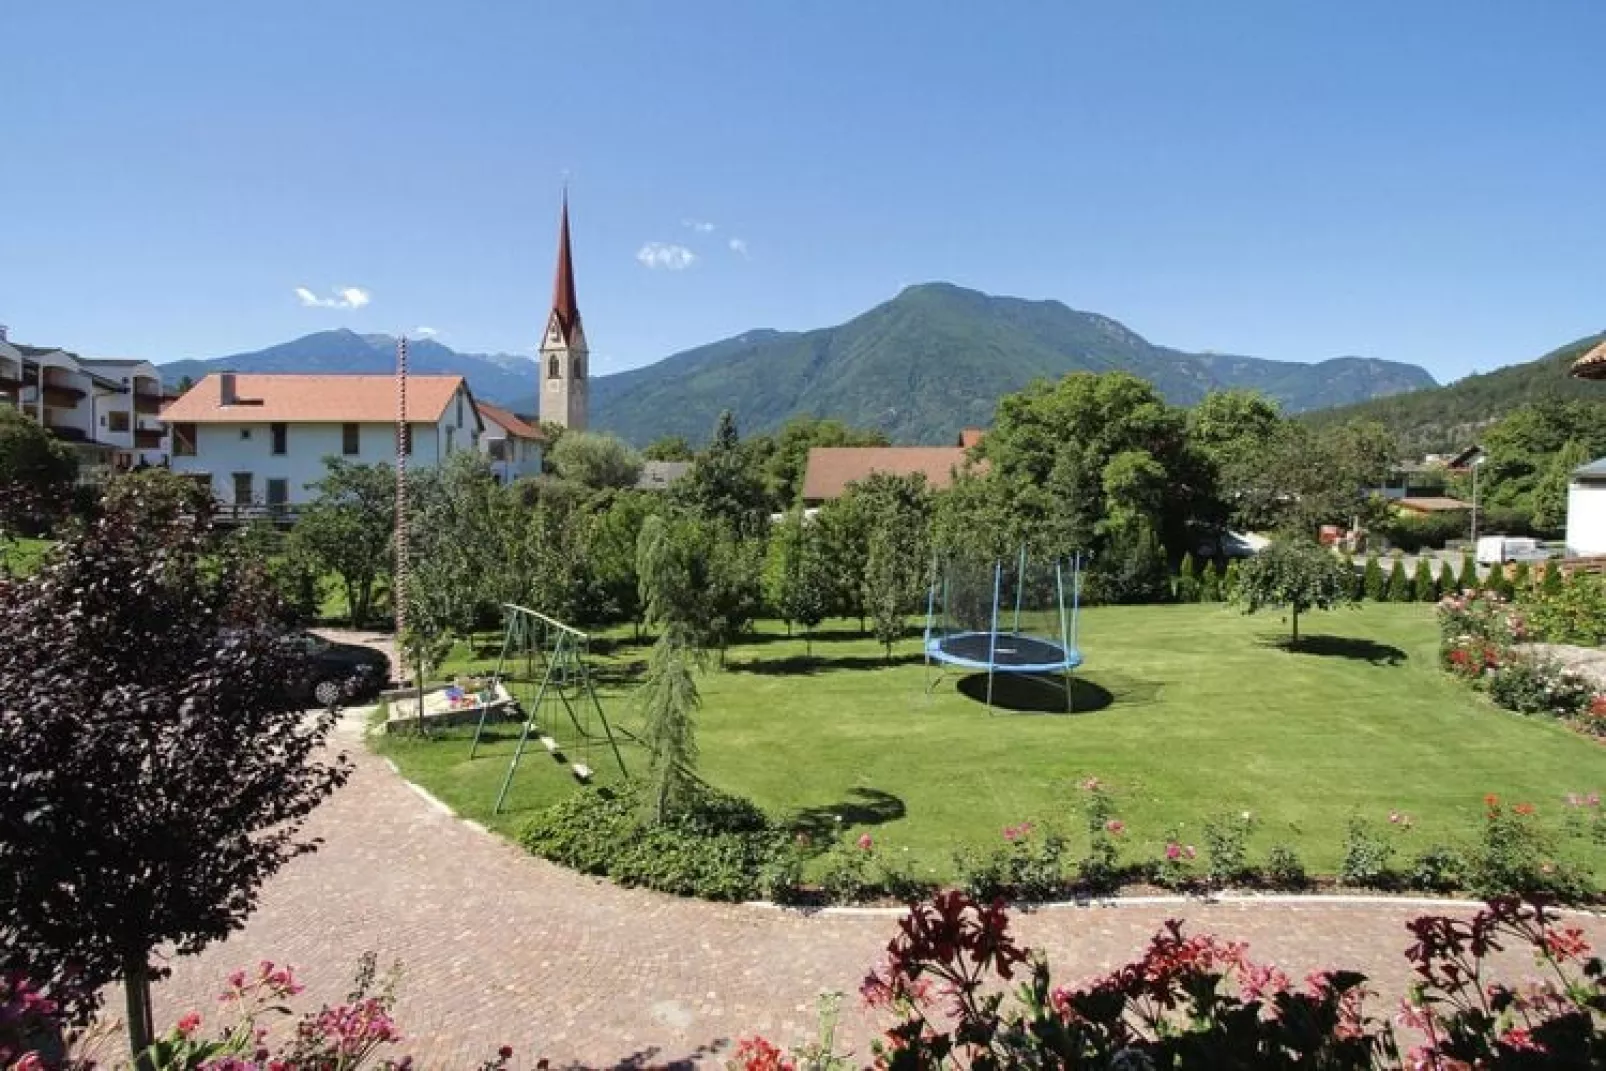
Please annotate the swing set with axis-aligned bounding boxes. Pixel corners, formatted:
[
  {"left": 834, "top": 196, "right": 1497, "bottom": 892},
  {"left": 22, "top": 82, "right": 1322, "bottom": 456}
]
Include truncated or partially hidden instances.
[{"left": 468, "top": 603, "right": 630, "bottom": 815}]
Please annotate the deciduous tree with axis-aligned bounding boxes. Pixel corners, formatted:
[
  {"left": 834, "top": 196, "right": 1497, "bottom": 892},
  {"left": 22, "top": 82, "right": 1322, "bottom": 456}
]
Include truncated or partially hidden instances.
[
  {"left": 1231, "top": 540, "right": 1358, "bottom": 645},
  {"left": 296, "top": 458, "right": 395, "bottom": 626}
]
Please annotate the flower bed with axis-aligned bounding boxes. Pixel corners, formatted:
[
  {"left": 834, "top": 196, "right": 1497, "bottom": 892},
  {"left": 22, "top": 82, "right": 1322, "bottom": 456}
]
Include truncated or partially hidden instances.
[{"left": 1437, "top": 589, "right": 1602, "bottom": 725}]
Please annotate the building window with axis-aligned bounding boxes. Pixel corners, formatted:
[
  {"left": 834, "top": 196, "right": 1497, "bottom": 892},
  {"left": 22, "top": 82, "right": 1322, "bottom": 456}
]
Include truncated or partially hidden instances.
[
  {"left": 456, "top": 394, "right": 463, "bottom": 426},
  {"left": 342, "top": 423, "right": 360, "bottom": 455},
  {"left": 266, "top": 478, "right": 288, "bottom": 513},
  {"left": 548, "top": 355, "right": 559, "bottom": 379},
  {"left": 487, "top": 439, "right": 508, "bottom": 462},
  {"left": 172, "top": 423, "right": 197, "bottom": 457},
  {"left": 445, "top": 427, "right": 455, "bottom": 454},
  {"left": 232, "top": 472, "right": 253, "bottom": 506},
  {"left": 107, "top": 411, "right": 130, "bottom": 433},
  {"left": 574, "top": 357, "right": 584, "bottom": 381},
  {"left": 239, "top": 427, "right": 252, "bottom": 441},
  {"left": 271, "top": 422, "right": 287, "bottom": 455}
]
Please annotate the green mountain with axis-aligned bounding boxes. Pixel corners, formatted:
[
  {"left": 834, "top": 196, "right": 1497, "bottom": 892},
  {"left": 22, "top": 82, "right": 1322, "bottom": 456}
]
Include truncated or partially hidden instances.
[
  {"left": 1301, "top": 331, "right": 1606, "bottom": 456},
  {"left": 574, "top": 283, "right": 1435, "bottom": 445}
]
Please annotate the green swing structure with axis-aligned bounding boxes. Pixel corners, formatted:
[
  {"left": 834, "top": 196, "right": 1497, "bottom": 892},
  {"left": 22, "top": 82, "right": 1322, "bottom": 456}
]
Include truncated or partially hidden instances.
[{"left": 470, "top": 604, "right": 629, "bottom": 815}]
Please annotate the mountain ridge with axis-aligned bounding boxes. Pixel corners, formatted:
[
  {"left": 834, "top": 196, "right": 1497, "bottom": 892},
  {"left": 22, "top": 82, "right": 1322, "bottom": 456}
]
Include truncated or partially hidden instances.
[{"left": 159, "top": 283, "right": 1438, "bottom": 444}]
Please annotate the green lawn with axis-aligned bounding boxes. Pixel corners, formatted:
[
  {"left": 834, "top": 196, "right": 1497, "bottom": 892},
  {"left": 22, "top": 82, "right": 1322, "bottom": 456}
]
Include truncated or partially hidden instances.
[
  {"left": 374, "top": 603, "right": 1606, "bottom": 881},
  {"left": 1, "top": 537, "right": 53, "bottom": 576}
]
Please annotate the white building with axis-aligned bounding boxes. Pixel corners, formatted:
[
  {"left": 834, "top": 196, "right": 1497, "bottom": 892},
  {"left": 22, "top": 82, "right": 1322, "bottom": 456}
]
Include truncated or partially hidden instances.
[
  {"left": 161, "top": 372, "right": 481, "bottom": 515},
  {"left": 475, "top": 401, "right": 544, "bottom": 484},
  {"left": 1566, "top": 457, "right": 1606, "bottom": 556},
  {"left": 0, "top": 328, "right": 169, "bottom": 477}
]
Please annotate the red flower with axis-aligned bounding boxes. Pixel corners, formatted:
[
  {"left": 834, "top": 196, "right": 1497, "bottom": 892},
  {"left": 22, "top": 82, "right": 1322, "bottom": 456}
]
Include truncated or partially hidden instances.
[
  {"left": 1514, "top": 802, "right": 1536, "bottom": 817},
  {"left": 856, "top": 833, "right": 874, "bottom": 851},
  {"left": 731, "top": 1036, "right": 794, "bottom": 1071},
  {"left": 176, "top": 1010, "right": 202, "bottom": 1037},
  {"left": 1484, "top": 793, "right": 1500, "bottom": 808}
]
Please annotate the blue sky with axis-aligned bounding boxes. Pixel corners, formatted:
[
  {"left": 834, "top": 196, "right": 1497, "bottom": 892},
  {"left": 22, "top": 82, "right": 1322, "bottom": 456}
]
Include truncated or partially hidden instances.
[{"left": 2, "top": 1, "right": 1602, "bottom": 383}]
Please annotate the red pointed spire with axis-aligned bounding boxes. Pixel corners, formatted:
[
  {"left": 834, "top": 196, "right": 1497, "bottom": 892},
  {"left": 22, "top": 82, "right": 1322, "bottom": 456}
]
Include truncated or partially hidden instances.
[{"left": 551, "top": 190, "right": 581, "bottom": 340}]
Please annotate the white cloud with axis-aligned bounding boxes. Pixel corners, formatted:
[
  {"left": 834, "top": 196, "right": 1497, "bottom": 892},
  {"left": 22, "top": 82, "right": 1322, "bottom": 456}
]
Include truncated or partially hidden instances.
[
  {"left": 636, "top": 242, "right": 697, "bottom": 271},
  {"left": 681, "top": 218, "right": 717, "bottom": 233},
  {"left": 413, "top": 325, "right": 438, "bottom": 338},
  {"left": 728, "top": 237, "right": 749, "bottom": 257},
  {"left": 295, "top": 285, "right": 372, "bottom": 310}
]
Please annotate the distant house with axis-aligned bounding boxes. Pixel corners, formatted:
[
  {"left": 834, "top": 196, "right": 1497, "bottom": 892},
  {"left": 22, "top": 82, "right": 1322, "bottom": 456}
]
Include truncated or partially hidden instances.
[
  {"left": 1444, "top": 445, "right": 1486, "bottom": 474},
  {"left": 957, "top": 427, "right": 986, "bottom": 449},
  {"left": 801, "top": 446, "right": 974, "bottom": 506},
  {"left": 161, "top": 372, "right": 481, "bottom": 514},
  {"left": 1566, "top": 457, "right": 1606, "bottom": 556},
  {"left": 636, "top": 460, "right": 691, "bottom": 492},
  {"left": 0, "top": 328, "right": 169, "bottom": 477},
  {"left": 475, "top": 401, "right": 544, "bottom": 484},
  {"left": 1393, "top": 496, "right": 1472, "bottom": 518}
]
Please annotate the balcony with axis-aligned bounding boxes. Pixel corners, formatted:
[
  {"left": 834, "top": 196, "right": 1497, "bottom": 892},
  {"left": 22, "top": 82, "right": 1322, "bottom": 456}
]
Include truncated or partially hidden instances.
[
  {"left": 0, "top": 370, "right": 21, "bottom": 393},
  {"left": 134, "top": 428, "right": 164, "bottom": 449},
  {"left": 133, "top": 392, "right": 162, "bottom": 415},
  {"left": 48, "top": 425, "right": 88, "bottom": 444},
  {"left": 42, "top": 384, "right": 86, "bottom": 408}
]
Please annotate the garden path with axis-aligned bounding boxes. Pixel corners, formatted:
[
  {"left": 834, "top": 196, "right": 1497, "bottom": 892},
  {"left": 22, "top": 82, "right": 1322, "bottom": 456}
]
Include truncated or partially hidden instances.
[{"left": 136, "top": 630, "right": 1606, "bottom": 1068}]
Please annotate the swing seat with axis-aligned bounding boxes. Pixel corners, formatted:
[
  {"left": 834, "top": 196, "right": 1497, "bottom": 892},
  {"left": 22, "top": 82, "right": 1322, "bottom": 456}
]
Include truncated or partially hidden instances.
[
  {"left": 570, "top": 763, "right": 593, "bottom": 782},
  {"left": 539, "top": 735, "right": 559, "bottom": 753}
]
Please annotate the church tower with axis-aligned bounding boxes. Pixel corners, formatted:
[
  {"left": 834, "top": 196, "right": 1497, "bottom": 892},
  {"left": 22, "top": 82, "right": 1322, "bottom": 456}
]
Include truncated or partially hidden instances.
[{"left": 539, "top": 192, "right": 588, "bottom": 430}]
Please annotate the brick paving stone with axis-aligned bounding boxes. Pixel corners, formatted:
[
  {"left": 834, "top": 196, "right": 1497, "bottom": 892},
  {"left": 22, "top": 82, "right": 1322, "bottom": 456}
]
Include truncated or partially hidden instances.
[{"left": 129, "top": 631, "right": 1606, "bottom": 1067}]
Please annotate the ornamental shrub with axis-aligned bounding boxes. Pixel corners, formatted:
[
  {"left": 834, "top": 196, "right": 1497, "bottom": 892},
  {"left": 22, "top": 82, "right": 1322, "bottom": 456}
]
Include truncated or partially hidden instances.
[
  {"left": 1222, "top": 559, "right": 1241, "bottom": 600},
  {"left": 1406, "top": 844, "right": 1467, "bottom": 893},
  {"left": 1263, "top": 843, "right": 1307, "bottom": 890},
  {"left": 1198, "top": 559, "right": 1223, "bottom": 602},
  {"left": 1457, "top": 552, "right": 1478, "bottom": 594},
  {"left": 520, "top": 781, "right": 795, "bottom": 902},
  {"left": 1077, "top": 782, "right": 1122, "bottom": 892},
  {"left": 1511, "top": 558, "right": 1532, "bottom": 591},
  {"left": 1413, "top": 557, "right": 1437, "bottom": 602},
  {"left": 1173, "top": 552, "right": 1201, "bottom": 603},
  {"left": 1362, "top": 553, "right": 1385, "bottom": 601},
  {"left": 1541, "top": 561, "right": 1564, "bottom": 596},
  {"left": 1487, "top": 653, "right": 1595, "bottom": 718},
  {"left": 1201, "top": 811, "right": 1256, "bottom": 887},
  {"left": 1387, "top": 558, "right": 1412, "bottom": 602},
  {"left": 952, "top": 843, "right": 1010, "bottom": 902},
  {"left": 1519, "top": 570, "right": 1606, "bottom": 646},
  {"left": 816, "top": 837, "right": 880, "bottom": 904},
  {"left": 1467, "top": 797, "right": 1593, "bottom": 901},
  {"left": 1148, "top": 827, "right": 1197, "bottom": 891},
  {"left": 1340, "top": 815, "right": 1395, "bottom": 888}
]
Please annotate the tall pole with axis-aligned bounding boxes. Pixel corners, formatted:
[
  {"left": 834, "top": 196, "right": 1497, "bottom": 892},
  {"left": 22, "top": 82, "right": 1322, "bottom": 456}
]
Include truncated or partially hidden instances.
[
  {"left": 395, "top": 336, "right": 409, "bottom": 651},
  {"left": 1470, "top": 459, "right": 1479, "bottom": 546}
]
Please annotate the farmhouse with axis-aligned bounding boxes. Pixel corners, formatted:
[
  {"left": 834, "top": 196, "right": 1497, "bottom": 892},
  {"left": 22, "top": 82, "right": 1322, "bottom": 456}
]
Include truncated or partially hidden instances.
[
  {"left": 475, "top": 401, "right": 544, "bottom": 484},
  {"left": 161, "top": 372, "right": 481, "bottom": 514}
]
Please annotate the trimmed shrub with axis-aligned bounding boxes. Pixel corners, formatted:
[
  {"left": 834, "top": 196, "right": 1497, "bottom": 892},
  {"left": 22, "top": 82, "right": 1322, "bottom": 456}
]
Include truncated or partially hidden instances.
[
  {"left": 1340, "top": 815, "right": 1395, "bottom": 888},
  {"left": 1263, "top": 843, "right": 1307, "bottom": 889},
  {"left": 1467, "top": 797, "right": 1593, "bottom": 901},
  {"left": 1222, "top": 559, "right": 1241, "bottom": 601},
  {"left": 1413, "top": 557, "right": 1438, "bottom": 602},
  {"left": 1362, "top": 554, "right": 1386, "bottom": 601},
  {"left": 1387, "top": 558, "right": 1412, "bottom": 602},
  {"left": 1406, "top": 844, "right": 1466, "bottom": 893},
  {"left": 1201, "top": 811, "right": 1256, "bottom": 887},
  {"left": 1541, "top": 561, "right": 1564, "bottom": 596},
  {"left": 1511, "top": 559, "right": 1532, "bottom": 591},
  {"left": 1456, "top": 553, "right": 1478, "bottom": 594},
  {"left": 1174, "top": 552, "right": 1201, "bottom": 603},
  {"left": 1198, "top": 560, "right": 1223, "bottom": 603}
]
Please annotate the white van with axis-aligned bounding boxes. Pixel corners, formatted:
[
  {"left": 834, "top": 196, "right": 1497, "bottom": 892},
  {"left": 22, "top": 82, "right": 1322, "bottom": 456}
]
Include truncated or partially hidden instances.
[{"left": 1475, "top": 535, "right": 1551, "bottom": 566}]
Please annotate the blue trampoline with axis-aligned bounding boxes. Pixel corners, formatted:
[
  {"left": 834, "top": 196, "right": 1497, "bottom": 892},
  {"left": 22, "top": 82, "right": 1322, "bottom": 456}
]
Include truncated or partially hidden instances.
[{"left": 924, "top": 549, "right": 1085, "bottom": 712}]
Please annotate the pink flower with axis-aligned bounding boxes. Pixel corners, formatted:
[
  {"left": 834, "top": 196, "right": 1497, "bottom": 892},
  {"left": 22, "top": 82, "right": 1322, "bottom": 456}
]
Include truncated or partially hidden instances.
[
  {"left": 1590, "top": 792, "right": 1601, "bottom": 807},
  {"left": 1388, "top": 810, "right": 1401, "bottom": 824},
  {"left": 1104, "top": 819, "right": 1124, "bottom": 835},
  {"left": 856, "top": 833, "right": 873, "bottom": 851},
  {"left": 12, "top": 1055, "right": 47, "bottom": 1071},
  {"left": 177, "top": 1010, "right": 202, "bottom": 1037},
  {"left": 1184, "top": 844, "right": 1197, "bottom": 860},
  {"left": 1080, "top": 776, "right": 1102, "bottom": 792},
  {"left": 1566, "top": 793, "right": 1583, "bottom": 808},
  {"left": 1165, "top": 842, "right": 1181, "bottom": 860}
]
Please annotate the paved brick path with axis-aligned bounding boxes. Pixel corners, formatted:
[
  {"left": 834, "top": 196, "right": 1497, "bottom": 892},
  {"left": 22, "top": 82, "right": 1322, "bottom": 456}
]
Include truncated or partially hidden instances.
[{"left": 135, "top": 631, "right": 1606, "bottom": 1068}]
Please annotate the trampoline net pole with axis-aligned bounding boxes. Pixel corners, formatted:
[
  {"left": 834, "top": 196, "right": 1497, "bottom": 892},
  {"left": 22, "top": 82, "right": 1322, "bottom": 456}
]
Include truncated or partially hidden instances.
[{"left": 986, "top": 560, "right": 1002, "bottom": 710}]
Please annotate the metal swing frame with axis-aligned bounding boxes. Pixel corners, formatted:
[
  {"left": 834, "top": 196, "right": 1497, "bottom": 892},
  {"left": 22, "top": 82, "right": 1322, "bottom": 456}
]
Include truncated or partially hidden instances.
[{"left": 470, "top": 604, "right": 629, "bottom": 815}]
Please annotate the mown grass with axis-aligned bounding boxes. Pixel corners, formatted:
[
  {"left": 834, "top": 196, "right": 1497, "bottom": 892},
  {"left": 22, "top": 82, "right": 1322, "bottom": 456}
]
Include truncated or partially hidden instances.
[
  {"left": 372, "top": 603, "right": 1606, "bottom": 881},
  {"left": 1, "top": 537, "right": 54, "bottom": 576}
]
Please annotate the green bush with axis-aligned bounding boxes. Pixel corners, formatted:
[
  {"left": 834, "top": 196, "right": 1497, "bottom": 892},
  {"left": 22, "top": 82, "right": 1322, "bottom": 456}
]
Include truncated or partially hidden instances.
[
  {"left": 1077, "top": 785, "right": 1121, "bottom": 892},
  {"left": 1222, "top": 560, "right": 1241, "bottom": 601},
  {"left": 1263, "top": 843, "right": 1307, "bottom": 890},
  {"left": 1149, "top": 827, "right": 1196, "bottom": 890},
  {"left": 520, "top": 781, "right": 796, "bottom": 902},
  {"left": 1518, "top": 571, "right": 1606, "bottom": 646},
  {"left": 1457, "top": 553, "right": 1478, "bottom": 594},
  {"left": 1174, "top": 552, "right": 1201, "bottom": 603},
  {"left": 1541, "top": 561, "right": 1564, "bottom": 596},
  {"left": 1405, "top": 844, "right": 1466, "bottom": 893},
  {"left": 1467, "top": 799, "right": 1593, "bottom": 901},
  {"left": 1201, "top": 811, "right": 1256, "bottom": 886},
  {"left": 1387, "top": 559, "right": 1413, "bottom": 602},
  {"left": 1511, "top": 559, "right": 1532, "bottom": 592},
  {"left": 1487, "top": 654, "right": 1595, "bottom": 718},
  {"left": 952, "top": 843, "right": 1010, "bottom": 901},
  {"left": 1413, "top": 557, "right": 1438, "bottom": 602},
  {"left": 816, "top": 839, "right": 879, "bottom": 904},
  {"left": 1362, "top": 554, "right": 1386, "bottom": 601},
  {"left": 1198, "top": 560, "right": 1223, "bottom": 603},
  {"left": 1378, "top": 512, "right": 1465, "bottom": 554},
  {"left": 1339, "top": 815, "right": 1395, "bottom": 888}
]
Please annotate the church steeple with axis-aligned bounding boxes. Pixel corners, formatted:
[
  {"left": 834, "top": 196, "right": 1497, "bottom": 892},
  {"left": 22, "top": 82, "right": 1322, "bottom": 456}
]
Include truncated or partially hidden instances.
[
  {"left": 550, "top": 189, "right": 581, "bottom": 343},
  {"left": 539, "top": 190, "right": 588, "bottom": 430}
]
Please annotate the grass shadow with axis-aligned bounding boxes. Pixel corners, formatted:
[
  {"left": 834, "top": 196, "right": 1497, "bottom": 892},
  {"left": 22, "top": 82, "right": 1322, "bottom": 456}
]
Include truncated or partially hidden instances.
[
  {"left": 546, "top": 1040, "right": 726, "bottom": 1071},
  {"left": 788, "top": 786, "right": 907, "bottom": 842},
  {"left": 953, "top": 673, "right": 1115, "bottom": 714},
  {"left": 1258, "top": 634, "right": 1407, "bottom": 665},
  {"left": 728, "top": 652, "right": 925, "bottom": 676}
]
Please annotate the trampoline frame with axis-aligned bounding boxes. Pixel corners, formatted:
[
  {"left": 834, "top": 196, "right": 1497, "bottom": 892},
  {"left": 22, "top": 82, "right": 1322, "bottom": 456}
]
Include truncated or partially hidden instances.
[{"left": 923, "top": 548, "right": 1085, "bottom": 713}]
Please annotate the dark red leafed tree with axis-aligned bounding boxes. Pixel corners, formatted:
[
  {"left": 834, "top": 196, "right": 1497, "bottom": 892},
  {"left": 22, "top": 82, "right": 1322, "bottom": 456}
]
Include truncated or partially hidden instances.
[{"left": 0, "top": 477, "right": 351, "bottom": 1064}]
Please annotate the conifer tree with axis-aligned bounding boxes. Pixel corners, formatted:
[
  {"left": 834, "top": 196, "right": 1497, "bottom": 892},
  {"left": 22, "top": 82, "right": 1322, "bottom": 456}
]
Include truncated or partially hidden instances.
[
  {"left": 1223, "top": 558, "right": 1242, "bottom": 600},
  {"left": 1414, "top": 557, "right": 1438, "bottom": 602},
  {"left": 1175, "top": 551, "right": 1201, "bottom": 602},
  {"left": 1457, "top": 553, "right": 1478, "bottom": 594},
  {"left": 1199, "top": 559, "right": 1223, "bottom": 602},
  {"left": 1511, "top": 559, "right": 1532, "bottom": 592},
  {"left": 1362, "top": 553, "right": 1386, "bottom": 601},
  {"left": 1542, "top": 561, "right": 1565, "bottom": 596},
  {"left": 1388, "top": 558, "right": 1413, "bottom": 602}
]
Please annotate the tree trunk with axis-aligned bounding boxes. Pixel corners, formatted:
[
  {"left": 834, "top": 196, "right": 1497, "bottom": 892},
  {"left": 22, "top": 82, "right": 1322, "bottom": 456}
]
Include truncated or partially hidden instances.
[
  {"left": 1291, "top": 608, "right": 1300, "bottom": 647},
  {"left": 123, "top": 953, "right": 155, "bottom": 1070}
]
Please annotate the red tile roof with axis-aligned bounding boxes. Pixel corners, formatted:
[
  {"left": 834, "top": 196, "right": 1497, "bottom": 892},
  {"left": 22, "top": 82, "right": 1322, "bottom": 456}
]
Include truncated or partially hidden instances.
[
  {"left": 958, "top": 427, "right": 986, "bottom": 448},
  {"left": 1395, "top": 496, "right": 1472, "bottom": 513},
  {"left": 160, "top": 373, "right": 469, "bottom": 424},
  {"left": 477, "top": 400, "right": 544, "bottom": 441},
  {"left": 801, "top": 446, "right": 975, "bottom": 502}
]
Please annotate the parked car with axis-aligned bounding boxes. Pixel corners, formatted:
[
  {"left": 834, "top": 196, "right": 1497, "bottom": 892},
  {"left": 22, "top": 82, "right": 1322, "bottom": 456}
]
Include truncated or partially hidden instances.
[
  {"left": 1474, "top": 535, "right": 1556, "bottom": 566},
  {"left": 285, "top": 633, "right": 391, "bottom": 708}
]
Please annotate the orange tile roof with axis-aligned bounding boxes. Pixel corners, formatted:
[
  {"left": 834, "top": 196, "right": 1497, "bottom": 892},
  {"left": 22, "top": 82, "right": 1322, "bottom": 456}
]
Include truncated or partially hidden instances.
[
  {"left": 477, "top": 400, "right": 544, "bottom": 441},
  {"left": 958, "top": 427, "right": 986, "bottom": 448},
  {"left": 802, "top": 446, "right": 975, "bottom": 501},
  {"left": 1395, "top": 496, "right": 1472, "bottom": 513},
  {"left": 160, "top": 373, "right": 469, "bottom": 424}
]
